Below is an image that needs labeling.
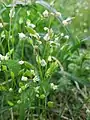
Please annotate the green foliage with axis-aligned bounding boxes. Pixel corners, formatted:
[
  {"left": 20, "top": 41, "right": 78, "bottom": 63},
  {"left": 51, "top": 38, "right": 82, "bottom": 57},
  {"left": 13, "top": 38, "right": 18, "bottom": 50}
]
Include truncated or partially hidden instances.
[{"left": 0, "top": 0, "right": 90, "bottom": 119}]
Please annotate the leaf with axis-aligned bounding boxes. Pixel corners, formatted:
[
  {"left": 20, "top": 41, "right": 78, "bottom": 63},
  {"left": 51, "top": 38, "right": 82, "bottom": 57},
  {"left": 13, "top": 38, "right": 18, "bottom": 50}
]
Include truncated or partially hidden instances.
[
  {"left": 24, "top": 61, "right": 34, "bottom": 69},
  {"left": 23, "top": 70, "right": 33, "bottom": 78},
  {"left": 59, "top": 71, "right": 90, "bottom": 87},
  {"left": 18, "top": 69, "right": 25, "bottom": 76},
  {"left": 0, "top": 85, "right": 7, "bottom": 91},
  {"left": 6, "top": 49, "right": 14, "bottom": 56},
  {"left": 7, "top": 101, "right": 14, "bottom": 106},
  {"left": 14, "top": 41, "right": 23, "bottom": 59},
  {"left": 45, "top": 61, "right": 58, "bottom": 78},
  {"left": 5, "top": 60, "right": 21, "bottom": 76},
  {"left": 48, "top": 101, "right": 54, "bottom": 108},
  {"left": 25, "top": 26, "right": 39, "bottom": 39},
  {"left": 25, "top": 26, "right": 36, "bottom": 35}
]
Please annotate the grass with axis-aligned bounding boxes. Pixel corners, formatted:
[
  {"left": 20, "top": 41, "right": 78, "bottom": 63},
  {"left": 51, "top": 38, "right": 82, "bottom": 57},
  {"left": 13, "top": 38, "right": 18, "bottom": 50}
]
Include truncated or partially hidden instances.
[{"left": 0, "top": 0, "right": 90, "bottom": 120}]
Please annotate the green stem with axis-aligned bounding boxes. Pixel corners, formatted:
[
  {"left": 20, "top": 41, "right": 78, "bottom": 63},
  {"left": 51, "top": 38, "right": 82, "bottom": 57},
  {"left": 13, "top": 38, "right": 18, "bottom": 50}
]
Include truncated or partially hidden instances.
[
  {"left": 8, "top": 11, "right": 12, "bottom": 59},
  {"left": 21, "top": 40, "right": 25, "bottom": 60},
  {"left": 10, "top": 108, "right": 14, "bottom": 120}
]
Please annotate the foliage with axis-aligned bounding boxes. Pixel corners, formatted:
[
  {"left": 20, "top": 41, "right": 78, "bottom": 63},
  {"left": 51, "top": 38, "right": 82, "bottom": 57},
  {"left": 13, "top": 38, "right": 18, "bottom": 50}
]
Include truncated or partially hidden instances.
[{"left": 0, "top": 0, "right": 90, "bottom": 119}]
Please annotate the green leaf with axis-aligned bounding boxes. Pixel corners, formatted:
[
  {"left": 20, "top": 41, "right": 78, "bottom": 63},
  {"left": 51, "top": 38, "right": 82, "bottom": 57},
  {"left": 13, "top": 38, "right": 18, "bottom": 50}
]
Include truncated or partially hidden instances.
[
  {"left": 48, "top": 101, "right": 54, "bottom": 108},
  {"left": 24, "top": 61, "right": 34, "bottom": 69},
  {"left": 23, "top": 70, "right": 33, "bottom": 78},
  {"left": 2, "top": 65, "right": 7, "bottom": 71},
  {"left": 7, "top": 101, "right": 14, "bottom": 106},
  {"left": 0, "top": 85, "right": 7, "bottom": 91},
  {"left": 18, "top": 69, "right": 25, "bottom": 76},
  {"left": 40, "top": 94, "right": 45, "bottom": 99},
  {"left": 25, "top": 26, "right": 36, "bottom": 35},
  {"left": 25, "top": 26, "right": 39, "bottom": 39},
  {"left": 45, "top": 61, "right": 58, "bottom": 78},
  {"left": 5, "top": 60, "right": 21, "bottom": 76},
  {"left": 59, "top": 71, "right": 90, "bottom": 87}
]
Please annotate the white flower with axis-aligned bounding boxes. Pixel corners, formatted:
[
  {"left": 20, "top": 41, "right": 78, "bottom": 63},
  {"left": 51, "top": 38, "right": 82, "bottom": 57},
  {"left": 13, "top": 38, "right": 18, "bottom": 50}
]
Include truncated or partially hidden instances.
[
  {"left": 62, "top": 17, "right": 75, "bottom": 26},
  {"left": 64, "top": 35, "right": 69, "bottom": 39},
  {"left": 21, "top": 76, "right": 28, "bottom": 81},
  {"left": 76, "top": 9, "right": 79, "bottom": 13},
  {"left": 33, "top": 76, "right": 40, "bottom": 82},
  {"left": 0, "top": 54, "right": 4, "bottom": 61},
  {"left": 86, "top": 109, "right": 90, "bottom": 113},
  {"left": 19, "top": 17, "right": 23, "bottom": 24},
  {"left": 55, "top": 11, "right": 61, "bottom": 17},
  {"left": 48, "top": 56, "right": 52, "bottom": 62},
  {"left": 55, "top": 37, "right": 59, "bottom": 41},
  {"left": 31, "top": 70, "right": 35, "bottom": 76},
  {"left": 27, "top": 11, "right": 31, "bottom": 16},
  {"left": 40, "top": 59, "right": 47, "bottom": 67},
  {"left": 0, "top": 23, "right": 3, "bottom": 28},
  {"left": 34, "top": 86, "right": 40, "bottom": 93},
  {"left": 9, "top": 8, "right": 15, "bottom": 18},
  {"left": 4, "top": 55, "right": 9, "bottom": 60},
  {"left": 26, "top": 19, "right": 30, "bottom": 25},
  {"left": 29, "top": 23, "right": 36, "bottom": 28},
  {"left": 84, "top": 29, "right": 88, "bottom": 33},
  {"left": 79, "top": 13, "right": 83, "bottom": 17},
  {"left": 44, "top": 28, "right": 53, "bottom": 41},
  {"left": 44, "top": 33, "right": 50, "bottom": 41},
  {"left": 36, "top": 94, "right": 39, "bottom": 97},
  {"left": 26, "top": 20, "right": 36, "bottom": 28},
  {"left": 37, "top": 40, "right": 42, "bottom": 45},
  {"left": 44, "top": 27, "right": 49, "bottom": 31},
  {"left": 50, "top": 83, "right": 58, "bottom": 90},
  {"left": 50, "top": 12, "right": 54, "bottom": 16},
  {"left": 10, "top": 35, "right": 12, "bottom": 39},
  {"left": 83, "top": 23, "right": 87, "bottom": 26},
  {"left": 62, "top": 20, "right": 68, "bottom": 26},
  {"left": 43, "top": 10, "right": 49, "bottom": 17},
  {"left": 9, "top": 88, "right": 13, "bottom": 92},
  {"left": 18, "top": 88, "right": 22, "bottom": 93},
  {"left": 0, "top": 54, "right": 9, "bottom": 61},
  {"left": 61, "top": 33, "right": 64, "bottom": 37},
  {"left": 17, "top": 100, "right": 22, "bottom": 104},
  {"left": 18, "top": 33, "right": 26, "bottom": 40},
  {"left": 18, "top": 60, "right": 24, "bottom": 65}
]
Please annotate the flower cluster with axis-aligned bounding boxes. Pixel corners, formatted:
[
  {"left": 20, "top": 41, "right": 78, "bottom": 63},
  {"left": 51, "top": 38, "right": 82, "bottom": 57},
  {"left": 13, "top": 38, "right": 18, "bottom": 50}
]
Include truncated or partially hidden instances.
[
  {"left": 0, "top": 54, "right": 9, "bottom": 61},
  {"left": 50, "top": 83, "right": 58, "bottom": 90},
  {"left": 43, "top": 27, "right": 54, "bottom": 41}
]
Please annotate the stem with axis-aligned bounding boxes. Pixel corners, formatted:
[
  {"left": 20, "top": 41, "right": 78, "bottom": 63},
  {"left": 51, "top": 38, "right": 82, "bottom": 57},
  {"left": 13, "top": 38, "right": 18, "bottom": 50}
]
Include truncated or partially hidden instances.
[
  {"left": 10, "top": 108, "right": 14, "bottom": 120},
  {"left": 8, "top": 10, "right": 12, "bottom": 59},
  {"left": 0, "top": 96, "right": 4, "bottom": 120},
  {"left": 21, "top": 40, "right": 25, "bottom": 60}
]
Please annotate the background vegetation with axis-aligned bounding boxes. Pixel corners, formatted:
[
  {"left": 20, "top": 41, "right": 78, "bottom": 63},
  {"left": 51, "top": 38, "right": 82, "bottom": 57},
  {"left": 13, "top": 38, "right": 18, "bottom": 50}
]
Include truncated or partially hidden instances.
[{"left": 0, "top": 0, "right": 90, "bottom": 119}]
